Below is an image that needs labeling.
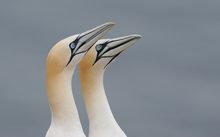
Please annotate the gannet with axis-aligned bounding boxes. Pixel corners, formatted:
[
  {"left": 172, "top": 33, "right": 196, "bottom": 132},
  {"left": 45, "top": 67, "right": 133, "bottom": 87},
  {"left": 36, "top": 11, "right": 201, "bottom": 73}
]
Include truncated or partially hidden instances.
[
  {"left": 79, "top": 34, "right": 142, "bottom": 137},
  {"left": 45, "top": 22, "right": 115, "bottom": 137}
]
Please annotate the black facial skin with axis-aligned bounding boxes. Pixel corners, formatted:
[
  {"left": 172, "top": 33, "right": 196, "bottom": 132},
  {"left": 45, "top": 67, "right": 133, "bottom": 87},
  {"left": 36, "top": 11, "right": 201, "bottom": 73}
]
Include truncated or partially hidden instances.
[
  {"left": 66, "top": 26, "right": 112, "bottom": 67},
  {"left": 93, "top": 37, "right": 136, "bottom": 68},
  {"left": 66, "top": 36, "right": 81, "bottom": 66},
  {"left": 66, "top": 34, "right": 95, "bottom": 66},
  {"left": 92, "top": 41, "right": 122, "bottom": 68}
]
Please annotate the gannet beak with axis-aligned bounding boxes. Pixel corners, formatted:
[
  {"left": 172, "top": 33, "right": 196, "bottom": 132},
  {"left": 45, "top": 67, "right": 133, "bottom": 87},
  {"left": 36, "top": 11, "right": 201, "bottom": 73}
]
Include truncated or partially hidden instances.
[
  {"left": 94, "top": 34, "right": 142, "bottom": 67},
  {"left": 66, "top": 22, "right": 115, "bottom": 66},
  {"left": 105, "top": 34, "right": 142, "bottom": 55},
  {"left": 72, "top": 22, "right": 115, "bottom": 56}
]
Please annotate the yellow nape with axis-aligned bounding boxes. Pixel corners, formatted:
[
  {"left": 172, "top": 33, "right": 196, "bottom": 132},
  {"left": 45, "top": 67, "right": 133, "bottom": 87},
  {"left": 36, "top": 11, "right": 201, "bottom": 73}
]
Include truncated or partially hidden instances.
[
  {"left": 46, "top": 37, "right": 73, "bottom": 77},
  {"left": 80, "top": 46, "right": 97, "bottom": 72}
]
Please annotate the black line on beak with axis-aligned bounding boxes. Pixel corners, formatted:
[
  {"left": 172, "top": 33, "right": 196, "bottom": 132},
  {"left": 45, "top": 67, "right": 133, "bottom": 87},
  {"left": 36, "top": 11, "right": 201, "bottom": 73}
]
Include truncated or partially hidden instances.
[
  {"left": 66, "top": 26, "right": 111, "bottom": 67},
  {"left": 104, "top": 51, "right": 123, "bottom": 68},
  {"left": 93, "top": 37, "right": 136, "bottom": 66}
]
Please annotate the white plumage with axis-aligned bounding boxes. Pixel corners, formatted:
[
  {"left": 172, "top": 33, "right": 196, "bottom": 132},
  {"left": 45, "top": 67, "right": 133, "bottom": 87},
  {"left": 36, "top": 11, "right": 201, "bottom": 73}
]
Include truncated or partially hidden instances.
[
  {"left": 80, "top": 35, "right": 141, "bottom": 137},
  {"left": 45, "top": 22, "right": 114, "bottom": 137}
]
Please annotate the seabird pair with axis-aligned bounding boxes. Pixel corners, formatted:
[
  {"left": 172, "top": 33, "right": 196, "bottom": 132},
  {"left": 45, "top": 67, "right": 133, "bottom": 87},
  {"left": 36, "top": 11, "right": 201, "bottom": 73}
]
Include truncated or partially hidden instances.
[{"left": 46, "top": 22, "right": 141, "bottom": 137}]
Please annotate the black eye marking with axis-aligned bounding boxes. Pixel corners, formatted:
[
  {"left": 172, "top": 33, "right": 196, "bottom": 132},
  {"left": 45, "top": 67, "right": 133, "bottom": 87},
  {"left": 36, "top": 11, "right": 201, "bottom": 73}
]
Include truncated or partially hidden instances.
[
  {"left": 66, "top": 34, "right": 92, "bottom": 66},
  {"left": 96, "top": 44, "right": 103, "bottom": 51},
  {"left": 69, "top": 36, "right": 80, "bottom": 52},
  {"left": 69, "top": 42, "right": 76, "bottom": 50},
  {"left": 66, "top": 37, "right": 80, "bottom": 66},
  {"left": 93, "top": 38, "right": 135, "bottom": 68},
  {"left": 93, "top": 42, "right": 109, "bottom": 65},
  {"left": 66, "top": 26, "right": 113, "bottom": 67}
]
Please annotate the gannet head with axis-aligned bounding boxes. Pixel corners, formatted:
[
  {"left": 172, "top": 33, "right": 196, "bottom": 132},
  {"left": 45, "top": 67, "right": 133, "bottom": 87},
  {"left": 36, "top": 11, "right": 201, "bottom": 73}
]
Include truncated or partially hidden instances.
[
  {"left": 80, "top": 34, "right": 142, "bottom": 72},
  {"left": 46, "top": 22, "right": 115, "bottom": 76}
]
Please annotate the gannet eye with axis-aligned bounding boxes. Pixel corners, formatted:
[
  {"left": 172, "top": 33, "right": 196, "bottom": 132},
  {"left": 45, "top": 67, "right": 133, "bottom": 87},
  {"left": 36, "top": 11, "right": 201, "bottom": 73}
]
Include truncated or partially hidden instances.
[
  {"left": 69, "top": 42, "right": 76, "bottom": 50},
  {"left": 96, "top": 44, "right": 103, "bottom": 51}
]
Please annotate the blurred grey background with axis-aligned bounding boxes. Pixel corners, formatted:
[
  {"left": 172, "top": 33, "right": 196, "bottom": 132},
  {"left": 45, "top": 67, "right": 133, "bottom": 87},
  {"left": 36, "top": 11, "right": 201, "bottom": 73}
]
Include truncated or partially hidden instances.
[{"left": 0, "top": 0, "right": 220, "bottom": 137}]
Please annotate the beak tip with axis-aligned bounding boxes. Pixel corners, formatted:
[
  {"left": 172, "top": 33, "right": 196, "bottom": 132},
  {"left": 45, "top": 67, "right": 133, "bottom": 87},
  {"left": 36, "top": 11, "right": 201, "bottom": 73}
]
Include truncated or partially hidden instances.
[
  {"left": 104, "top": 21, "right": 116, "bottom": 26},
  {"left": 132, "top": 34, "right": 142, "bottom": 40},
  {"left": 101, "top": 22, "right": 115, "bottom": 29}
]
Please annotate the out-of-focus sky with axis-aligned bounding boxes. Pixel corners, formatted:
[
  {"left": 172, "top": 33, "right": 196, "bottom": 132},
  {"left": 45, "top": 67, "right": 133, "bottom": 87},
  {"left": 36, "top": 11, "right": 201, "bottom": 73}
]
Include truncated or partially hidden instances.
[{"left": 0, "top": 0, "right": 220, "bottom": 137}]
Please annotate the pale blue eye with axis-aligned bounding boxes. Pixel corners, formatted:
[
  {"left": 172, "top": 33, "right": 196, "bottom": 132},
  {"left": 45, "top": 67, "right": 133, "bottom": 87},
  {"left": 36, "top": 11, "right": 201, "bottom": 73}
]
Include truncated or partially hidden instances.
[
  {"left": 70, "top": 43, "right": 76, "bottom": 49},
  {"left": 96, "top": 44, "right": 103, "bottom": 51}
]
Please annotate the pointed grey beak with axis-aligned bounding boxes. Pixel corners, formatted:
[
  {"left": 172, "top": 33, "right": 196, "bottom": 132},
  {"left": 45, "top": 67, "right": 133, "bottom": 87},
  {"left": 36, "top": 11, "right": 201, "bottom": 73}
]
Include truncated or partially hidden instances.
[
  {"left": 72, "top": 22, "right": 115, "bottom": 56},
  {"left": 103, "top": 34, "right": 142, "bottom": 56},
  {"left": 66, "top": 22, "right": 115, "bottom": 66},
  {"left": 93, "top": 34, "right": 142, "bottom": 67}
]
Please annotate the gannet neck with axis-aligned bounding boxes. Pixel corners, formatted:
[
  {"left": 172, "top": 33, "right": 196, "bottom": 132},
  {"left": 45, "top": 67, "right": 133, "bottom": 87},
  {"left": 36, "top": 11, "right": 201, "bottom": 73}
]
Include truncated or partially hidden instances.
[
  {"left": 44, "top": 22, "right": 115, "bottom": 137},
  {"left": 46, "top": 67, "right": 85, "bottom": 137},
  {"left": 80, "top": 69, "right": 126, "bottom": 137}
]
